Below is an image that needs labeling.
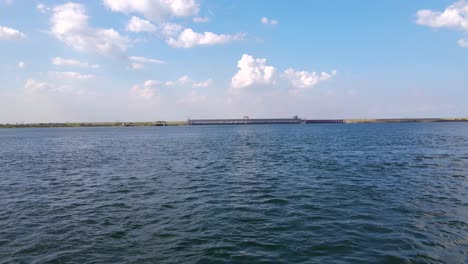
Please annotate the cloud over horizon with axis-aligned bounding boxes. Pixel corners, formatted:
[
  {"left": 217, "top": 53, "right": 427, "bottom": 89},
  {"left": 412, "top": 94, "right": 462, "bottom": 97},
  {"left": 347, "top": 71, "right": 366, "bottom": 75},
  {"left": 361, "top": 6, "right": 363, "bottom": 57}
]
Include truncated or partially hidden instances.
[
  {"left": 231, "top": 54, "right": 277, "bottom": 89},
  {"left": 416, "top": 0, "right": 468, "bottom": 47},
  {"left": 261, "top": 17, "right": 278, "bottom": 25},
  {"left": 0, "top": 25, "right": 26, "bottom": 40},
  {"left": 50, "top": 2, "right": 130, "bottom": 56},
  {"left": 103, "top": 0, "right": 200, "bottom": 22},
  {"left": 166, "top": 28, "right": 244, "bottom": 48},
  {"left": 231, "top": 54, "right": 335, "bottom": 94},
  {"left": 52, "top": 57, "right": 100, "bottom": 68}
]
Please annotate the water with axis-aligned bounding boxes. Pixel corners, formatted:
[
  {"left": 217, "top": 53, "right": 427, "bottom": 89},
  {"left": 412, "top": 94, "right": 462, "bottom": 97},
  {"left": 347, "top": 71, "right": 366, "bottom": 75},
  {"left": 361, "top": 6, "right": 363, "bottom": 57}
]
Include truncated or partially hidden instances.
[{"left": 0, "top": 123, "right": 467, "bottom": 263}]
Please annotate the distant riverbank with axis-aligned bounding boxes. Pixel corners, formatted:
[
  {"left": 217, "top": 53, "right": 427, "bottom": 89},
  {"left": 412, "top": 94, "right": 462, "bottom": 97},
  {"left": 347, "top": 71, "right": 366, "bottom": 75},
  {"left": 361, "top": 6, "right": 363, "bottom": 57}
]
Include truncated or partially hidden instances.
[
  {"left": 0, "top": 121, "right": 187, "bottom": 128},
  {"left": 1, "top": 118, "right": 467, "bottom": 128}
]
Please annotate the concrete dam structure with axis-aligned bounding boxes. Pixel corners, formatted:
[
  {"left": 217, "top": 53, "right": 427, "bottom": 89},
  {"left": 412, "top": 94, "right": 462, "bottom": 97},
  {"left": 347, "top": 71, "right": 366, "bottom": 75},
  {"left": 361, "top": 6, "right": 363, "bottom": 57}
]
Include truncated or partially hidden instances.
[{"left": 188, "top": 117, "right": 346, "bottom": 125}]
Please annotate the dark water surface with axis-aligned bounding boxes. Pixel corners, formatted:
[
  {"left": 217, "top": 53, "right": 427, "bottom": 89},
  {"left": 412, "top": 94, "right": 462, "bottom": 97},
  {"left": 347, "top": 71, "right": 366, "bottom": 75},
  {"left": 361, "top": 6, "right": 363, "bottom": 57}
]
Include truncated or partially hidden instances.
[{"left": 0, "top": 123, "right": 467, "bottom": 263}]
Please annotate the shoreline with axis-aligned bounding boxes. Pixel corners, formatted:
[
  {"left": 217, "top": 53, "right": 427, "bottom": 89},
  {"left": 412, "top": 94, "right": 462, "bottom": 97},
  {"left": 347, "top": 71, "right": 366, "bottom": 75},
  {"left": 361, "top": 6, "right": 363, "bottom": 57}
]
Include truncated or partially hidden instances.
[{"left": 1, "top": 118, "right": 468, "bottom": 128}]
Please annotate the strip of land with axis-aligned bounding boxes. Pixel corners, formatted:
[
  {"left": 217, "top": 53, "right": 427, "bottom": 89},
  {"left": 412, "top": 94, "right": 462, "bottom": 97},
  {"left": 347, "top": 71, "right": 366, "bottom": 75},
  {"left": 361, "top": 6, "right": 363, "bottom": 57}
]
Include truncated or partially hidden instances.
[
  {"left": 1, "top": 118, "right": 467, "bottom": 128},
  {"left": 0, "top": 121, "right": 186, "bottom": 128}
]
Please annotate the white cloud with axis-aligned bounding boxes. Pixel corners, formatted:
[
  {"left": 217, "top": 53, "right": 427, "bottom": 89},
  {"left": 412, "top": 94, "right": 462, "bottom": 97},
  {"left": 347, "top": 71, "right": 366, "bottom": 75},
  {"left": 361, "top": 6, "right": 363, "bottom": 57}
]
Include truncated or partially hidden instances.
[
  {"left": 164, "top": 75, "right": 212, "bottom": 87},
  {"left": 283, "top": 68, "right": 336, "bottom": 94},
  {"left": 165, "top": 75, "right": 192, "bottom": 86},
  {"left": 37, "top": 3, "right": 50, "bottom": 13},
  {"left": 122, "top": 15, "right": 184, "bottom": 38},
  {"left": 102, "top": 1, "right": 239, "bottom": 49},
  {"left": 416, "top": 1, "right": 468, "bottom": 31},
  {"left": 103, "top": 0, "right": 200, "bottom": 21},
  {"left": 159, "top": 22, "right": 183, "bottom": 37},
  {"left": 129, "top": 56, "right": 165, "bottom": 69},
  {"left": 458, "top": 38, "right": 468, "bottom": 46},
  {"left": 126, "top": 16, "right": 157, "bottom": 32},
  {"left": 166, "top": 28, "right": 244, "bottom": 48},
  {"left": 125, "top": 17, "right": 184, "bottom": 41},
  {"left": 261, "top": 17, "right": 278, "bottom": 25},
  {"left": 416, "top": 1, "right": 468, "bottom": 46},
  {"left": 193, "top": 78, "right": 212, "bottom": 88},
  {"left": 231, "top": 54, "right": 276, "bottom": 89},
  {"left": 24, "top": 79, "right": 53, "bottom": 93},
  {"left": 130, "top": 80, "right": 157, "bottom": 100},
  {"left": 230, "top": 54, "right": 336, "bottom": 94},
  {"left": 18, "top": 61, "right": 25, "bottom": 69},
  {"left": 52, "top": 57, "right": 100, "bottom": 68},
  {"left": 193, "top": 16, "right": 210, "bottom": 23},
  {"left": 129, "top": 56, "right": 165, "bottom": 64},
  {"left": 50, "top": 3, "right": 130, "bottom": 56},
  {"left": 48, "top": 71, "right": 95, "bottom": 80},
  {"left": 24, "top": 78, "right": 90, "bottom": 95},
  {"left": 144, "top": 80, "right": 161, "bottom": 87},
  {"left": 0, "top": 25, "right": 26, "bottom": 40}
]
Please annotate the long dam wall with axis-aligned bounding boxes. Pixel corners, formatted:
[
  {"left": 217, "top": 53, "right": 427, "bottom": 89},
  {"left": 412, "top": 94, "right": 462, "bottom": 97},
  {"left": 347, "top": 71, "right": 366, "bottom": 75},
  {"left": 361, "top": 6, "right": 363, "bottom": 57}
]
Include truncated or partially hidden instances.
[
  {"left": 188, "top": 118, "right": 303, "bottom": 125},
  {"left": 187, "top": 117, "right": 468, "bottom": 125},
  {"left": 187, "top": 118, "right": 346, "bottom": 125}
]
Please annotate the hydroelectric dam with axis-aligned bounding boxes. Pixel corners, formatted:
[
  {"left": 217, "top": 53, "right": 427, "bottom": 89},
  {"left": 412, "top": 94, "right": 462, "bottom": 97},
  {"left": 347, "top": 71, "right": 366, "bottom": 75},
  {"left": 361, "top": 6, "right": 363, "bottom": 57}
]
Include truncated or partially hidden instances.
[{"left": 187, "top": 116, "right": 345, "bottom": 125}]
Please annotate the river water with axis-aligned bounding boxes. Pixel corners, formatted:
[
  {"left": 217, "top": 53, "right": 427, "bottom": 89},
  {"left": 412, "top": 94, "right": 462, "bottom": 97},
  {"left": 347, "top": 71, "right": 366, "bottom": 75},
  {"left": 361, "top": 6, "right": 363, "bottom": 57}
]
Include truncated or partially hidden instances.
[{"left": 0, "top": 123, "right": 467, "bottom": 263}]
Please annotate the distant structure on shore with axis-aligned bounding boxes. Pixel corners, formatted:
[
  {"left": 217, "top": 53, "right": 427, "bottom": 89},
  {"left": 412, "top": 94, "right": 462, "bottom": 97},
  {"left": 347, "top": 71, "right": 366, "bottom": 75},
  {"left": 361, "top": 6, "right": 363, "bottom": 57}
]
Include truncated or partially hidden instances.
[
  {"left": 187, "top": 116, "right": 345, "bottom": 125},
  {"left": 1, "top": 117, "right": 467, "bottom": 128},
  {"left": 187, "top": 117, "right": 468, "bottom": 126}
]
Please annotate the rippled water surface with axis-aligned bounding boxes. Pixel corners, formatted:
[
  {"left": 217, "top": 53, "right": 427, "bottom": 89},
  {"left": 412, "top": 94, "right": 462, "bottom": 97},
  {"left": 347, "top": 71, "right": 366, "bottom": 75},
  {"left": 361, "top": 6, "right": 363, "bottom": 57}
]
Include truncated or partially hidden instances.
[{"left": 1, "top": 123, "right": 467, "bottom": 263}]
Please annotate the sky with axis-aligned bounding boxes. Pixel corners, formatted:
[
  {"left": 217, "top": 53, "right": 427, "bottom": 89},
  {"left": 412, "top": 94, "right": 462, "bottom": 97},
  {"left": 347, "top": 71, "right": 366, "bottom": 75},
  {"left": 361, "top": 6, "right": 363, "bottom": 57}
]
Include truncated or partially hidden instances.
[{"left": 1, "top": 0, "right": 468, "bottom": 123}]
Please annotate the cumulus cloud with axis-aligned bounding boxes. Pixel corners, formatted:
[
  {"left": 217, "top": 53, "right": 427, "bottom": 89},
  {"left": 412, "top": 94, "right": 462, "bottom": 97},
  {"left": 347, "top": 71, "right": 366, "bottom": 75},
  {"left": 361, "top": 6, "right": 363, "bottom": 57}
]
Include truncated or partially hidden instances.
[
  {"left": 129, "top": 80, "right": 159, "bottom": 99},
  {"left": 416, "top": 1, "right": 468, "bottom": 47},
  {"left": 282, "top": 69, "right": 336, "bottom": 94},
  {"left": 129, "top": 56, "right": 165, "bottom": 64},
  {"left": 144, "top": 80, "right": 161, "bottom": 87},
  {"left": 24, "top": 78, "right": 90, "bottom": 95},
  {"left": 230, "top": 54, "right": 336, "bottom": 94},
  {"left": 124, "top": 16, "right": 183, "bottom": 37},
  {"left": 52, "top": 57, "right": 100, "bottom": 68},
  {"left": 0, "top": 25, "right": 26, "bottom": 40},
  {"left": 193, "top": 16, "right": 210, "bottom": 23},
  {"left": 24, "top": 79, "right": 53, "bottom": 93},
  {"left": 261, "top": 17, "right": 278, "bottom": 25},
  {"left": 129, "top": 56, "right": 165, "bottom": 69},
  {"left": 166, "top": 28, "right": 244, "bottom": 48},
  {"left": 103, "top": 0, "right": 199, "bottom": 21},
  {"left": 124, "top": 19, "right": 183, "bottom": 46},
  {"left": 103, "top": 1, "right": 240, "bottom": 49},
  {"left": 37, "top": 3, "right": 50, "bottom": 13},
  {"left": 165, "top": 75, "right": 192, "bottom": 86},
  {"left": 48, "top": 71, "right": 95, "bottom": 80},
  {"left": 126, "top": 16, "right": 157, "bottom": 32},
  {"left": 159, "top": 22, "right": 183, "bottom": 37},
  {"left": 416, "top": 1, "right": 468, "bottom": 31},
  {"left": 163, "top": 75, "right": 211, "bottom": 87},
  {"left": 50, "top": 3, "right": 130, "bottom": 56},
  {"left": 231, "top": 54, "right": 276, "bottom": 89},
  {"left": 18, "top": 61, "right": 25, "bottom": 69}
]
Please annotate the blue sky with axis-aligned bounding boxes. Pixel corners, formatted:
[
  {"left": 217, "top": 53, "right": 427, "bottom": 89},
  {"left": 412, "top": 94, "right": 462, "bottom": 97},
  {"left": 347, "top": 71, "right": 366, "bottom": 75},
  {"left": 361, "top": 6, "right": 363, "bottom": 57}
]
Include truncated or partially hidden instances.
[{"left": 1, "top": 0, "right": 467, "bottom": 122}]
